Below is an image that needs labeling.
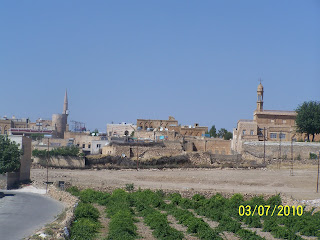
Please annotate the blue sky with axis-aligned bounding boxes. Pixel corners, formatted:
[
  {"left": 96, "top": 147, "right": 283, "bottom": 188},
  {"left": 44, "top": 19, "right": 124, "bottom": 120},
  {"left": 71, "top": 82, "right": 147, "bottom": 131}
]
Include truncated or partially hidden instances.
[{"left": 1, "top": 1, "right": 319, "bottom": 132}]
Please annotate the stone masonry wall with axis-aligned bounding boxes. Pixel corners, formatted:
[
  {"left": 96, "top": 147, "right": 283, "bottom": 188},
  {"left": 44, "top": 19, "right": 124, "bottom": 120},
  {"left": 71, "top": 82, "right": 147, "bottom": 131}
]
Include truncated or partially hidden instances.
[{"left": 242, "top": 141, "right": 320, "bottom": 162}]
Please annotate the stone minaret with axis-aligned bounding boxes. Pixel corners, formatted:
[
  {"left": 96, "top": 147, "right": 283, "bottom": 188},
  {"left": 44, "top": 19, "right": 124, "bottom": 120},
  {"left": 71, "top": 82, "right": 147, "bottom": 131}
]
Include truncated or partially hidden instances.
[
  {"left": 63, "top": 89, "right": 69, "bottom": 115},
  {"left": 257, "top": 83, "right": 264, "bottom": 112}
]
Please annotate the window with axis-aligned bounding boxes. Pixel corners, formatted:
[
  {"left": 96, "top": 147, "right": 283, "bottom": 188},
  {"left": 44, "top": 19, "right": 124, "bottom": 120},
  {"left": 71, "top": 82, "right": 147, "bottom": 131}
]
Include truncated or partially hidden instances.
[
  {"left": 270, "top": 133, "right": 277, "bottom": 139},
  {"left": 242, "top": 130, "right": 246, "bottom": 136},
  {"left": 97, "top": 144, "right": 101, "bottom": 148},
  {"left": 280, "top": 133, "right": 286, "bottom": 139},
  {"left": 82, "top": 144, "right": 85, "bottom": 148},
  {"left": 250, "top": 130, "right": 254, "bottom": 135},
  {"left": 88, "top": 144, "right": 91, "bottom": 148}
]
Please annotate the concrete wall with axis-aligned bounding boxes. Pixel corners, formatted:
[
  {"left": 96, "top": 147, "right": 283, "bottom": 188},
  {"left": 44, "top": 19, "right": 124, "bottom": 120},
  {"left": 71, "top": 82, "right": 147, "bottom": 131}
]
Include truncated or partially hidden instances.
[
  {"left": 34, "top": 156, "right": 85, "bottom": 168},
  {"left": 242, "top": 141, "right": 320, "bottom": 162}
]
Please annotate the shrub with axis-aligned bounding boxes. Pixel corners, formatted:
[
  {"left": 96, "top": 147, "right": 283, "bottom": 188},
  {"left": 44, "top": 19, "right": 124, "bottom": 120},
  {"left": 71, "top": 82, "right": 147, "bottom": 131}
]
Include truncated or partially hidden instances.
[
  {"left": 108, "top": 210, "right": 137, "bottom": 240},
  {"left": 66, "top": 186, "right": 80, "bottom": 196},
  {"left": 70, "top": 218, "right": 100, "bottom": 240},
  {"left": 125, "top": 183, "right": 135, "bottom": 192},
  {"left": 74, "top": 202, "right": 99, "bottom": 221},
  {"left": 309, "top": 152, "right": 318, "bottom": 159},
  {"left": 79, "top": 189, "right": 109, "bottom": 204}
]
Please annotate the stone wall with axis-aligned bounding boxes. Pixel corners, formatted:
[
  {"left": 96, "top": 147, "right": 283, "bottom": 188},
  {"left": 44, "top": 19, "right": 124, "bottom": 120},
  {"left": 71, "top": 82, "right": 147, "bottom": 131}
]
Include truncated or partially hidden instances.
[
  {"left": 101, "top": 141, "right": 183, "bottom": 160},
  {"left": 242, "top": 141, "right": 320, "bottom": 162},
  {"left": 184, "top": 138, "right": 231, "bottom": 155},
  {"left": 0, "top": 174, "right": 6, "bottom": 189},
  {"left": 187, "top": 152, "right": 242, "bottom": 166},
  {"left": 34, "top": 156, "right": 85, "bottom": 168},
  {"left": 6, "top": 172, "right": 20, "bottom": 189}
]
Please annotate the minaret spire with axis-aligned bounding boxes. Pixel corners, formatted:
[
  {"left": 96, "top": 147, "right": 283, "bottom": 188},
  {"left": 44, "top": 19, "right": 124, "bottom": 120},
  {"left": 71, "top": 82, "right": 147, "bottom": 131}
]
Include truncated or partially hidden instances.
[{"left": 63, "top": 89, "right": 68, "bottom": 115}]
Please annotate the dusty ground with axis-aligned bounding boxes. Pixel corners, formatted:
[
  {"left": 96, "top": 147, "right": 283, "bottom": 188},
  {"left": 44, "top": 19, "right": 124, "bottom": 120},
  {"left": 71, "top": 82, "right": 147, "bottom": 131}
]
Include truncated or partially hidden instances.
[{"left": 31, "top": 163, "right": 320, "bottom": 202}]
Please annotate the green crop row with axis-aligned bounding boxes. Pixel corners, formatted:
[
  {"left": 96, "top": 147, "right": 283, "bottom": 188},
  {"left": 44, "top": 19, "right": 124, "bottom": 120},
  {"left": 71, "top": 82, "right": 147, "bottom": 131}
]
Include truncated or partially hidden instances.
[
  {"left": 70, "top": 202, "right": 101, "bottom": 240},
  {"left": 106, "top": 189, "right": 138, "bottom": 240},
  {"left": 169, "top": 193, "right": 265, "bottom": 239},
  {"left": 131, "top": 190, "right": 184, "bottom": 240},
  {"left": 164, "top": 202, "right": 222, "bottom": 240}
]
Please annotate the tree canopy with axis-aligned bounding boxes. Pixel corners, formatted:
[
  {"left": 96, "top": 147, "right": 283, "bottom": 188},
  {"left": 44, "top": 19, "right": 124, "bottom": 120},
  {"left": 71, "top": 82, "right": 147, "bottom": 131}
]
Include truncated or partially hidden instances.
[
  {"left": 217, "top": 128, "right": 233, "bottom": 140},
  {"left": 295, "top": 101, "right": 320, "bottom": 141},
  {"left": 0, "top": 136, "right": 21, "bottom": 174},
  {"left": 208, "top": 125, "right": 217, "bottom": 138}
]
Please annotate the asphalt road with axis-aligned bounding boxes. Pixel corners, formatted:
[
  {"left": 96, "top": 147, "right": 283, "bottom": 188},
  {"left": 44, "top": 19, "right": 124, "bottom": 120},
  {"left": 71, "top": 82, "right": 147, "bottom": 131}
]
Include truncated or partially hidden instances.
[{"left": 0, "top": 191, "right": 64, "bottom": 240}]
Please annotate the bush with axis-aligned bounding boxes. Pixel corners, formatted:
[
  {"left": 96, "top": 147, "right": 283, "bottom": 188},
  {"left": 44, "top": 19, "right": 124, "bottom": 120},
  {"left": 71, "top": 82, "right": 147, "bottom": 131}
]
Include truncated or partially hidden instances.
[
  {"left": 108, "top": 210, "right": 137, "bottom": 240},
  {"left": 74, "top": 202, "right": 100, "bottom": 221},
  {"left": 125, "top": 183, "right": 135, "bottom": 192},
  {"left": 79, "top": 189, "right": 109, "bottom": 204},
  {"left": 70, "top": 218, "right": 100, "bottom": 240},
  {"left": 32, "top": 145, "right": 81, "bottom": 157},
  {"left": 310, "top": 152, "right": 318, "bottom": 159},
  {"left": 236, "top": 229, "right": 265, "bottom": 240},
  {"left": 66, "top": 186, "right": 80, "bottom": 196}
]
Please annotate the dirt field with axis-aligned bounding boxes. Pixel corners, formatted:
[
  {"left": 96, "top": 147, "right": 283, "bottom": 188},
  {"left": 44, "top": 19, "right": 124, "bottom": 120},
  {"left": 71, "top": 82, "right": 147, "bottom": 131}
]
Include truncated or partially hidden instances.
[{"left": 31, "top": 163, "right": 320, "bottom": 202}]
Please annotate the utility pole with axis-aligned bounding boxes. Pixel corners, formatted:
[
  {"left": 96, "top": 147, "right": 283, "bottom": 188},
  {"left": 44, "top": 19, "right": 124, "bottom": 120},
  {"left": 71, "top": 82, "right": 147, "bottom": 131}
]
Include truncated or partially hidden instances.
[
  {"left": 136, "top": 144, "right": 139, "bottom": 170},
  {"left": 317, "top": 151, "right": 320, "bottom": 193},
  {"left": 44, "top": 134, "right": 52, "bottom": 194},
  {"left": 204, "top": 140, "right": 207, "bottom": 152},
  {"left": 278, "top": 131, "right": 282, "bottom": 169},
  {"left": 290, "top": 137, "right": 294, "bottom": 176},
  {"left": 263, "top": 127, "right": 266, "bottom": 165}
]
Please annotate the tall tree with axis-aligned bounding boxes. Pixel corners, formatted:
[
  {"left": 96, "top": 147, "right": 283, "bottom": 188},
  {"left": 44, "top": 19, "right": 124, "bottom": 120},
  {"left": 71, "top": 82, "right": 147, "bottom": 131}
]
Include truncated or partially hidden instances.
[
  {"left": 208, "top": 125, "right": 217, "bottom": 138},
  {"left": 217, "top": 128, "right": 233, "bottom": 140},
  {"left": 296, "top": 101, "right": 320, "bottom": 141},
  {"left": 0, "top": 136, "right": 21, "bottom": 174}
]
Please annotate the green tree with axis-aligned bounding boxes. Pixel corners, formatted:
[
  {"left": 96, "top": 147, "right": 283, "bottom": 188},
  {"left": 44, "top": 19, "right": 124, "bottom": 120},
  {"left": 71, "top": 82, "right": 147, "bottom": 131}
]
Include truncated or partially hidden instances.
[
  {"left": 0, "top": 136, "right": 21, "bottom": 174},
  {"left": 296, "top": 101, "right": 320, "bottom": 142},
  {"left": 208, "top": 125, "right": 217, "bottom": 138},
  {"left": 217, "top": 128, "right": 233, "bottom": 140}
]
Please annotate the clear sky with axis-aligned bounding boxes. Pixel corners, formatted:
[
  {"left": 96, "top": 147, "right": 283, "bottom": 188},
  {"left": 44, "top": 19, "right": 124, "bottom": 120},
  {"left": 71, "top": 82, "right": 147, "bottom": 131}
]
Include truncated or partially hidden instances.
[{"left": 1, "top": 1, "right": 319, "bottom": 132}]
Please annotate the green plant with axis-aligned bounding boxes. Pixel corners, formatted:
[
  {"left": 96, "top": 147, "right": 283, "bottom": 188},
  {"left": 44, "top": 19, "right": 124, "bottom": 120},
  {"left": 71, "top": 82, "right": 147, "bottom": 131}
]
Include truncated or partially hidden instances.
[
  {"left": 125, "top": 183, "right": 135, "bottom": 192},
  {"left": 309, "top": 152, "right": 318, "bottom": 159},
  {"left": 0, "top": 135, "right": 21, "bottom": 174},
  {"left": 66, "top": 186, "right": 80, "bottom": 196},
  {"left": 70, "top": 218, "right": 100, "bottom": 240},
  {"left": 107, "top": 210, "right": 137, "bottom": 240},
  {"left": 74, "top": 202, "right": 100, "bottom": 221}
]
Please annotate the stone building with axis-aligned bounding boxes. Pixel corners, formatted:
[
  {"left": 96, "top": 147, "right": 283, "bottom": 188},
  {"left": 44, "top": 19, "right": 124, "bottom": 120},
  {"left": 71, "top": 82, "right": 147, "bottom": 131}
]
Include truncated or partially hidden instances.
[
  {"left": 0, "top": 116, "right": 30, "bottom": 135},
  {"left": 137, "top": 116, "right": 178, "bottom": 130},
  {"left": 136, "top": 117, "right": 208, "bottom": 139},
  {"left": 232, "top": 83, "right": 306, "bottom": 154},
  {"left": 106, "top": 122, "right": 136, "bottom": 137}
]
